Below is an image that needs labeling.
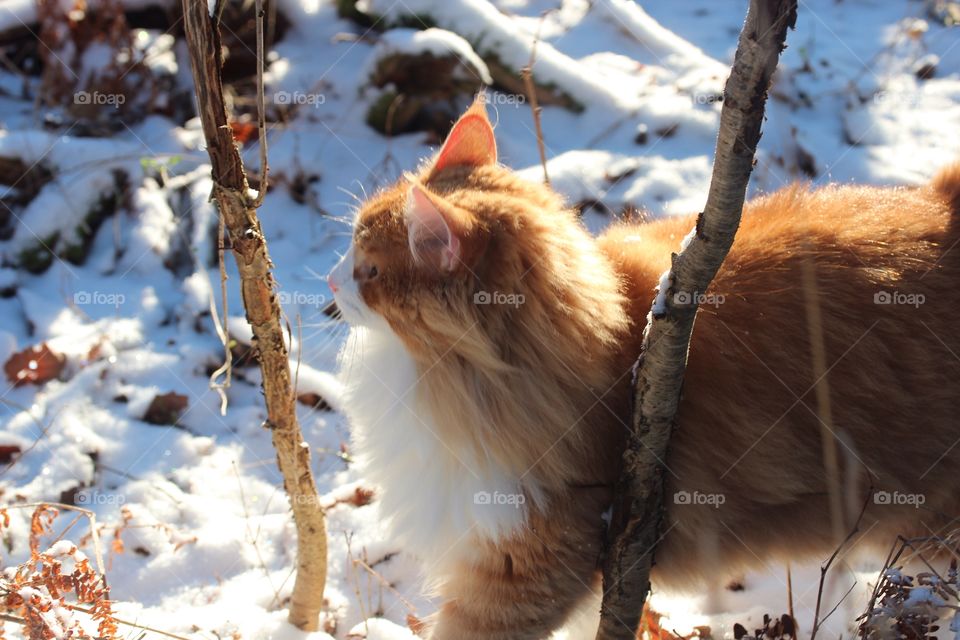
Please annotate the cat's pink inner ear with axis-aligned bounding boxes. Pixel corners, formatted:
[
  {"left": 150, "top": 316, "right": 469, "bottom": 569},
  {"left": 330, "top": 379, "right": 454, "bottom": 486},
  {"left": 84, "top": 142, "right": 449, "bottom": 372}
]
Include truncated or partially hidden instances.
[
  {"left": 432, "top": 96, "right": 497, "bottom": 175},
  {"left": 405, "top": 185, "right": 462, "bottom": 272}
]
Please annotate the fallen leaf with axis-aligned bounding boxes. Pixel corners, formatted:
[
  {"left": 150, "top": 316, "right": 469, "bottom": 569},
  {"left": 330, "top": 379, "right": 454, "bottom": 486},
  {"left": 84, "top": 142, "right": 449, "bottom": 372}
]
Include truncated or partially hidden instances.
[
  {"left": 230, "top": 120, "right": 258, "bottom": 145},
  {"left": 59, "top": 485, "right": 81, "bottom": 506},
  {"left": 348, "top": 486, "right": 375, "bottom": 507},
  {"left": 143, "top": 392, "right": 189, "bottom": 425},
  {"left": 4, "top": 343, "right": 66, "bottom": 386},
  {"left": 297, "top": 392, "right": 331, "bottom": 411},
  {"left": 0, "top": 444, "right": 21, "bottom": 464}
]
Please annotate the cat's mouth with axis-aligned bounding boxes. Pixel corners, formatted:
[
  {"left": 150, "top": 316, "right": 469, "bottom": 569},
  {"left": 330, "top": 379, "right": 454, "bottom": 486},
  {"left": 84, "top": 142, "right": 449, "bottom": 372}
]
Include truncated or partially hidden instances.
[
  {"left": 330, "top": 284, "right": 387, "bottom": 330},
  {"left": 332, "top": 293, "right": 366, "bottom": 325}
]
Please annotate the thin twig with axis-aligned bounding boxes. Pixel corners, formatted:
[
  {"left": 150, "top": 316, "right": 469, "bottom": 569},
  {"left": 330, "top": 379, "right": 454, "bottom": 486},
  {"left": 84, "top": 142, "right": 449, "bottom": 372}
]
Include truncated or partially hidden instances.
[
  {"left": 786, "top": 563, "right": 797, "bottom": 637},
  {"left": 521, "top": 13, "right": 550, "bottom": 186},
  {"left": 0, "top": 399, "right": 63, "bottom": 476},
  {"left": 801, "top": 250, "right": 845, "bottom": 542},
  {"left": 71, "top": 604, "right": 192, "bottom": 640},
  {"left": 810, "top": 492, "right": 872, "bottom": 640},
  {"left": 353, "top": 556, "right": 418, "bottom": 614},
  {"left": 208, "top": 213, "right": 231, "bottom": 415},
  {"left": 10, "top": 503, "right": 106, "bottom": 581},
  {"left": 252, "top": 0, "right": 269, "bottom": 208},
  {"left": 232, "top": 461, "right": 282, "bottom": 606}
]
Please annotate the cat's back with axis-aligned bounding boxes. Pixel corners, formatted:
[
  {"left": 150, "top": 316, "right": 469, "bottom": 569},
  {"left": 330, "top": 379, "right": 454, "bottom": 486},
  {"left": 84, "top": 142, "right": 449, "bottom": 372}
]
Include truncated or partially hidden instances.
[
  {"left": 598, "top": 166, "right": 960, "bottom": 587},
  {"left": 599, "top": 165, "right": 960, "bottom": 365}
]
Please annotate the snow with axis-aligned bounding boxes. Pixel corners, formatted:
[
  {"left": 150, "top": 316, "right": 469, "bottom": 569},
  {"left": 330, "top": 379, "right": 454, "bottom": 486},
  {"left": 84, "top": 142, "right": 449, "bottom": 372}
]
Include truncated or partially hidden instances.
[
  {"left": 0, "top": 0, "right": 958, "bottom": 638},
  {"left": 371, "top": 28, "right": 493, "bottom": 85},
  {"left": 651, "top": 268, "right": 673, "bottom": 317},
  {"left": 348, "top": 618, "right": 418, "bottom": 639}
]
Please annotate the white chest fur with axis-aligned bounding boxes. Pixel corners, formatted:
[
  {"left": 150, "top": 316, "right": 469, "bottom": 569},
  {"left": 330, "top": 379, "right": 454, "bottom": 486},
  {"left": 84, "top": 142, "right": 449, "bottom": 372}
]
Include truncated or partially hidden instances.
[{"left": 338, "top": 326, "right": 530, "bottom": 568}]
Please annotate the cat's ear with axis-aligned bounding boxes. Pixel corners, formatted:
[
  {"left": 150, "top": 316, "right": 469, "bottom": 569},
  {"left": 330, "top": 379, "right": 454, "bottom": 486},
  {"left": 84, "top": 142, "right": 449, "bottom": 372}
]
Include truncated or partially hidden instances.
[
  {"left": 431, "top": 94, "right": 497, "bottom": 175},
  {"left": 405, "top": 184, "right": 467, "bottom": 273}
]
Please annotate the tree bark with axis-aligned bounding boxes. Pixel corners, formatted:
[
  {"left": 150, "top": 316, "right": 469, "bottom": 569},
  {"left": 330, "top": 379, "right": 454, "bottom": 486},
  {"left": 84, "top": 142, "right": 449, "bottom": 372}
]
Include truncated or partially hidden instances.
[
  {"left": 596, "top": 2, "right": 797, "bottom": 638},
  {"left": 180, "top": 0, "right": 328, "bottom": 631}
]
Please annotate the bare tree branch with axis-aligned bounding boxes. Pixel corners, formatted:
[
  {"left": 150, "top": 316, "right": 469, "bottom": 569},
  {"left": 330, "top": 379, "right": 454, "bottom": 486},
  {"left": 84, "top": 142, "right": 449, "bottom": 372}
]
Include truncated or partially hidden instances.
[
  {"left": 596, "top": 2, "right": 798, "bottom": 638},
  {"left": 180, "top": 1, "right": 328, "bottom": 630}
]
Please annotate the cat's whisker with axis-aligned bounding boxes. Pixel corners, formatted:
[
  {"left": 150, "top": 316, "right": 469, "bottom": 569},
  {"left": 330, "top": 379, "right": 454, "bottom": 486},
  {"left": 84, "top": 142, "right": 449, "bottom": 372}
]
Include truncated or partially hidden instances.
[
  {"left": 353, "top": 179, "right": 368, "bottom": 201},
  {"left": 336, "top": 185, "right": 363, "bottom": 204}
]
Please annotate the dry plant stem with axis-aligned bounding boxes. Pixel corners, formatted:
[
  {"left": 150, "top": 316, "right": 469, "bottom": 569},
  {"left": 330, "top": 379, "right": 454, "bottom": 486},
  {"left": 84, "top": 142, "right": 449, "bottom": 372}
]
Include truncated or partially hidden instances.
[
  {"left": 181, "top": 0, "right": 327, "bottom": 630},
  {"left": 253, "top": 0, "right": 269, "bottom": 208},
  {"left": 12, "top": 502, "right": 106, "bottom": 580},
  {"left": 596, "top": 1, "right": 797, "bottom": 638},
  {"left": 521, "top": 14, "right": 549, "bottom": 185},
  {"left": 809, "top": 493, "right": 870, "bottom": 640},
  {"left": 208, "top": 213, "right": 231, "bottom": 415},
  {"left": 801, "top": 252, "right": 845, "bottom": 542},
  {"left": 0, "top": 606, "right": 192, "bottom": 640},
  {"left": 786, "top": 563, "right": 797, "bottom": 636}
]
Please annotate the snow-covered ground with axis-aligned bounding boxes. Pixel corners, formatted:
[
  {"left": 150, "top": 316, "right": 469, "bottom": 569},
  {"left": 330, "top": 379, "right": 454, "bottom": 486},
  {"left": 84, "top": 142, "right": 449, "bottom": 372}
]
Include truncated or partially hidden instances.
[{"left": 0, "top": 0, "right": 958, "bottom": 638}]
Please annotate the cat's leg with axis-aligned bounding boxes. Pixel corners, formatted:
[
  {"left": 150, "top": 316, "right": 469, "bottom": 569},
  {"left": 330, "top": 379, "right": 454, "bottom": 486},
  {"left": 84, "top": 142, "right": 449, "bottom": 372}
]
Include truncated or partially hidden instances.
[{"left": 428, "top": 511, "right": 604, "bottom": 640}]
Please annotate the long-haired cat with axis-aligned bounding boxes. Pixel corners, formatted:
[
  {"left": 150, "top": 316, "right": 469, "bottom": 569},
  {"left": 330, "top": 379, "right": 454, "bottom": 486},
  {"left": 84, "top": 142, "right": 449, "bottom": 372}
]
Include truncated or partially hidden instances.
[{"left": 328, "top": 96, "right": 960, "bottom": 639}]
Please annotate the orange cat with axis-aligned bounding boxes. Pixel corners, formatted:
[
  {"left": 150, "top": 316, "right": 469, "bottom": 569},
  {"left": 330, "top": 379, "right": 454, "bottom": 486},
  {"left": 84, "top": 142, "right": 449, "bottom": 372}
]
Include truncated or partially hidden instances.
[{"left": 329, "top": 97, "right": 960, "bottom": 639}]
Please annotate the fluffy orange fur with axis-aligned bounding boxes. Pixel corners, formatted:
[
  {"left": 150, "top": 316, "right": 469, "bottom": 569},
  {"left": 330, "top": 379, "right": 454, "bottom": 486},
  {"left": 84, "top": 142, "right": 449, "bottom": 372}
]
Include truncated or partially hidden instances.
[{"left": 343, "top": 99, "right": 960, "bottom": 639}]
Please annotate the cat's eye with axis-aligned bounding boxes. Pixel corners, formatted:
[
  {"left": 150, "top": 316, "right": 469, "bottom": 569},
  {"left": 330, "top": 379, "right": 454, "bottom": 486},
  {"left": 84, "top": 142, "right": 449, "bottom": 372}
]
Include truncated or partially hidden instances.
[{"left": 355, "top": 265, "right": 379, "bottom": 282}]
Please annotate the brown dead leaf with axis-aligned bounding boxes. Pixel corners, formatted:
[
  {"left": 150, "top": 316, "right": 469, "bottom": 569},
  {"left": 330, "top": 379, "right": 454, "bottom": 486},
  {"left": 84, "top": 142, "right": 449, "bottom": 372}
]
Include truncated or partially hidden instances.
[
  {"left": 4, "top": 343, "right": 66, "bottom": 386},
  {"left": 0, "top": 444, "right": 22, "bottom": 464},
  {"left": 348, "top": 486, "right": 375, "bottom": 507},
  {"left": 297, "top": 392, "right": 331, "bottom": 411},
  {"left": 143, "top": 392, "right": 189, "bottom": 425},
  {"left": 59, "top": 485, "right": 81, "bottom": 506},
  {"left": 230, "top": 120, "right": 258, "bottom": 145}
]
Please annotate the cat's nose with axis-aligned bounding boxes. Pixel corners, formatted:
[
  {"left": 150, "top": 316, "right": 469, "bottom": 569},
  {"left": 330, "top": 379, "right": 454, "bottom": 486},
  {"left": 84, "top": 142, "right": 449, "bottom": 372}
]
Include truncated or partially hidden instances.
[{"left": 327, "top": 275, "right": 338, "bottom": 293}]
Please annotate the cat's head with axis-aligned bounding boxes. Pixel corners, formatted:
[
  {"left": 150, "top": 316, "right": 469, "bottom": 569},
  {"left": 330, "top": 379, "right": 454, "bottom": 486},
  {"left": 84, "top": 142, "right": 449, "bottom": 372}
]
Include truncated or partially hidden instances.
[{"left": 327, "top": 95, "right": 626, "bottom": 363}]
